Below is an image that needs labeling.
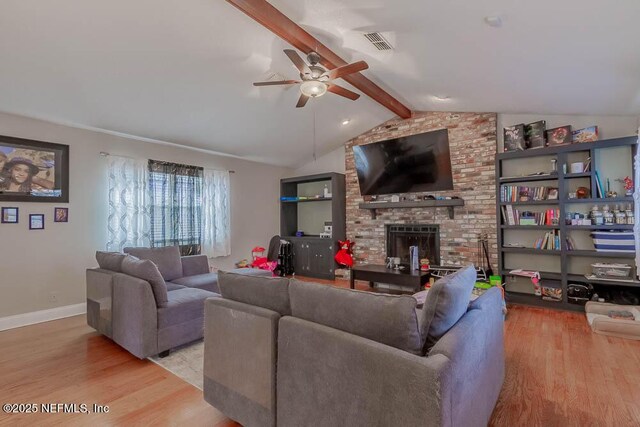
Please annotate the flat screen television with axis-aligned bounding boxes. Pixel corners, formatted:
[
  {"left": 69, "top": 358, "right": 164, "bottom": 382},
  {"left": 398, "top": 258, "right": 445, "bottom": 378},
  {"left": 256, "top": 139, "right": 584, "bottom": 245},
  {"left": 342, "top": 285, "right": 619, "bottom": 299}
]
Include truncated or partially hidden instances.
[{"left": 353, "top": 128, "right": 454, "bottom": 196}]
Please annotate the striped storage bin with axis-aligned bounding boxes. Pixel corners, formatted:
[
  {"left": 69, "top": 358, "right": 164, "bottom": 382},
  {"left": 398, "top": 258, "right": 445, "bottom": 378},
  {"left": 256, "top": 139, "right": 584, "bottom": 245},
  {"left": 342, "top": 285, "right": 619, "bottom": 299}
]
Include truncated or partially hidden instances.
[{"left": 591, "top": 231, "right": 635, "bottom": 253}]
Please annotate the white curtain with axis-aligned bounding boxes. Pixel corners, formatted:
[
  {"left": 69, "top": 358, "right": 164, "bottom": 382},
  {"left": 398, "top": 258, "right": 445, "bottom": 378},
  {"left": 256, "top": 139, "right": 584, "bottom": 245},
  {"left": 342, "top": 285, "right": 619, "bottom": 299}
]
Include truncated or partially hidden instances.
[
  {"left": 106, "top": 156, "right": 151, "bottom": 252},
  {"left": 635, "top": 129, "right": 640, "bottom": 279},
  {"left": 202, "top": 169, "right": 231, "bottom": 257}
]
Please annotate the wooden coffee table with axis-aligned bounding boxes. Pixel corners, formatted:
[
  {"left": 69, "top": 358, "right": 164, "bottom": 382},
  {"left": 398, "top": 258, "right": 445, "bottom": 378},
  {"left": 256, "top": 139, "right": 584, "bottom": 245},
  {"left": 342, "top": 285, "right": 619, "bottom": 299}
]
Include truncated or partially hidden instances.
[{"left": 350, "top": 264, "right": 431, "bottom": 293}]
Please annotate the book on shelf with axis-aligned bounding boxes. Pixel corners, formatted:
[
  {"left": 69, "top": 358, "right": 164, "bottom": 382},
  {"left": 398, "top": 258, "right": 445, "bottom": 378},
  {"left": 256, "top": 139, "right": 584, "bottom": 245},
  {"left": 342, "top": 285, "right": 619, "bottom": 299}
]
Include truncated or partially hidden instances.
[
  {"left": 500, "top": 185, "right": 556, "bottom": 202},
  {"left": 595, "top": 170, "right": 604, "bottom": 198},
  {"left": 501, "top": 205, "right": 560, "bottom": 226}
]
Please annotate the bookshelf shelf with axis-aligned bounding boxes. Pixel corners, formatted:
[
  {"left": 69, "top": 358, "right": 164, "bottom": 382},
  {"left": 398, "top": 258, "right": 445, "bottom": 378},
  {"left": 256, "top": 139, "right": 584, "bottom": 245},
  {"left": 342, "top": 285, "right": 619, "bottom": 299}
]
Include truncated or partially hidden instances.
[{"left": 496, "top": 135, "right": 638, "bottom": 311}]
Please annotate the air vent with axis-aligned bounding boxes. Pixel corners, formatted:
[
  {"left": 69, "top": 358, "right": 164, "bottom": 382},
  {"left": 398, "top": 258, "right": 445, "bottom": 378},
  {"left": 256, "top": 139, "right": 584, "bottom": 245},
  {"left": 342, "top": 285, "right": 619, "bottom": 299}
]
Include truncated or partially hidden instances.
[{"left": 363, "top": 32, "right": 393, "bottom": 51}]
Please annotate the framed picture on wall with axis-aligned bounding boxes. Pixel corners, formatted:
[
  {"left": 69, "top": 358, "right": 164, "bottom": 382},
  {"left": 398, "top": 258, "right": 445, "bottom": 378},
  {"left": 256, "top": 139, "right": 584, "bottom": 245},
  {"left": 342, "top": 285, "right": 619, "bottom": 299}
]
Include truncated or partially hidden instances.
[
  {"left": 1, "top": 206, "right": 18, "bottom": 223},
  {"left": 54, "top": 207, "right": 68, "bottom": 222},
  {"left": 29, "top": 214, "right": 45, "bottom": 230},
  {"left": 0, "top": 134, "right": 69, "bottom": 203}
]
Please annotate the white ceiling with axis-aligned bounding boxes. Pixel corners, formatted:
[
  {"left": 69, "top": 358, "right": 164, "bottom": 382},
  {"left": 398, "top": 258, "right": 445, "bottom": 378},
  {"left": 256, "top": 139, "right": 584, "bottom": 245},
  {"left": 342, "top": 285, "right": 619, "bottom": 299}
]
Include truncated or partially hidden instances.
[{"left": 0, "top": 0, "right": 638, "bottom": 166}]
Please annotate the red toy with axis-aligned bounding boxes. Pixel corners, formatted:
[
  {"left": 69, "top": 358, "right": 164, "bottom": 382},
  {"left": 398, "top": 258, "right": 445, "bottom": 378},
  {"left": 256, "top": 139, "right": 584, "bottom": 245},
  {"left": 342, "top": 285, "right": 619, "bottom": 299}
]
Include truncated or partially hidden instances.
[
  {"left": 251, "top": 246, "right": 277, "bottom": 274},
  {"left": 335, "top": 239, "right": 355, "bottom": 268}
]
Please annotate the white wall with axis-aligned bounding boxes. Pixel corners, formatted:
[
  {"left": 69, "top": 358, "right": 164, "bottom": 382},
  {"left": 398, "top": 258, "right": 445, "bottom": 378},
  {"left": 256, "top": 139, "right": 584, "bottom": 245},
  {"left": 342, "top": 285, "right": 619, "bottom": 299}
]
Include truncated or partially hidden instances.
[
  {"left": 0, "top": 112, "right": 291, "bottom": 318},
  {"left": 293, "top": 146, "right": 345, "bottom": 176}
]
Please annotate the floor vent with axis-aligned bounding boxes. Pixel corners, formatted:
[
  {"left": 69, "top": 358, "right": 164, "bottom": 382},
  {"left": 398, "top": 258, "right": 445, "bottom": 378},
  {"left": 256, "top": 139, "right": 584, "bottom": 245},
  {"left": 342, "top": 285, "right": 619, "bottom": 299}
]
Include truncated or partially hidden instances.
[{"left": 363, "top": 32, "right": 393, "bottom": 51}]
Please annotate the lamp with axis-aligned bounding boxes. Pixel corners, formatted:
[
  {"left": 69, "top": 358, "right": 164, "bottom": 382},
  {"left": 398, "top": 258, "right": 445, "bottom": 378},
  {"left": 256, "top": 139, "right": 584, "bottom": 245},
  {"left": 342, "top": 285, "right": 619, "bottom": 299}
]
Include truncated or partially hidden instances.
[{"left": 300, "top": 80, "right": 327, "bottom": 97}]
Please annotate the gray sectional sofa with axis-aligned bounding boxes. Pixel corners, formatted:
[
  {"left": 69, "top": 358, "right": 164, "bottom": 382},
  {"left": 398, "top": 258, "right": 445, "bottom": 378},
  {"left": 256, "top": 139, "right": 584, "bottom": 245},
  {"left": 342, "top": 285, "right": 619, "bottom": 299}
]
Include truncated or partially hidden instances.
[
  {"left": 204, "top": 265, "right": 505, "bottom": 427},
  {"left": 86, "top": 246, "right": 271, "bottom": 358}
]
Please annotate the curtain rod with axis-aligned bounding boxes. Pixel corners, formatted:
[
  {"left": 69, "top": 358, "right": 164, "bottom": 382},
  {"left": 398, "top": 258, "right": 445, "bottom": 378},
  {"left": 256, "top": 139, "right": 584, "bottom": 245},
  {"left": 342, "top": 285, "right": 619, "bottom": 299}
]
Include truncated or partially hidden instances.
[{"left": 99, "top": 151, "right": 236, "bottom": 173}]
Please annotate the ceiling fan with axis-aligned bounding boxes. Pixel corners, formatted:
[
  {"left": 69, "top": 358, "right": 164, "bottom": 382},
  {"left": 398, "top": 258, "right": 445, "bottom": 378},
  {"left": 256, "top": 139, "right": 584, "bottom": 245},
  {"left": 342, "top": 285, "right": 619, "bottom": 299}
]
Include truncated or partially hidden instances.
[{"left": 253, "top": 49, "right": 369, "bottom": 108}]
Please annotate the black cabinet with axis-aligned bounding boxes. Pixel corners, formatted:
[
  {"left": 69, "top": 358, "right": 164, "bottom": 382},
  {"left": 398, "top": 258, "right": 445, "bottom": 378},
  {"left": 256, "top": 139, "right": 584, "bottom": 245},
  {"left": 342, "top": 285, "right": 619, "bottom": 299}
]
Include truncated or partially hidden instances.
[
  {"left": 280, "top": 173, "right": 346, "bottom": 280},
  {"left": 290, "top": 238, "right": 336, "bottom": 279}
]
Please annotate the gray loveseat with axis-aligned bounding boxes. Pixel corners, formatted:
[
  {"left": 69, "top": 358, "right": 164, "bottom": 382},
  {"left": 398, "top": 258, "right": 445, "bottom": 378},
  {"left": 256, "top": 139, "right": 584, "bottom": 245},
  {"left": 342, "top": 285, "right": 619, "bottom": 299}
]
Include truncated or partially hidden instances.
[
  {"left": 203, "top": 265, "right": 505, "bottom": 427},
  {"left": 86, "top": 246, "right": 271, "bottom": 358}
]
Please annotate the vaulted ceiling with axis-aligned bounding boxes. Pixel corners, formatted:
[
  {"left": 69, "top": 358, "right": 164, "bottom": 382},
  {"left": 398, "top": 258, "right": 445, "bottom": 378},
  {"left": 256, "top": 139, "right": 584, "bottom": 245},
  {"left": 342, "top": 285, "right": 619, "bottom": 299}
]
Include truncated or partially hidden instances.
[{"left": 0, "top": 0, "right": 638, "bottom": 166}]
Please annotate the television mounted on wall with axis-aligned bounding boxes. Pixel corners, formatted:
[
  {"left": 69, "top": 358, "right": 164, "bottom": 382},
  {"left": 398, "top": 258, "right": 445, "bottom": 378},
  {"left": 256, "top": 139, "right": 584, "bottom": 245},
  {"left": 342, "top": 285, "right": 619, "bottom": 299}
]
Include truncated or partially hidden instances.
[{"left": 353, "top": 128, "right": 453, "bottom": 196}]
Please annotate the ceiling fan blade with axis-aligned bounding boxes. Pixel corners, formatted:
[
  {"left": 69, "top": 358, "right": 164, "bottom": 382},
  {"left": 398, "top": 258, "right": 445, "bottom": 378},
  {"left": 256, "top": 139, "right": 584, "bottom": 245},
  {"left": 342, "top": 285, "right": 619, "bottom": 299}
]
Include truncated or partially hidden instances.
[
  {"left": 253, "top": 80, "right": 301, "bottom": 86},
  {"left": 284, "top": 49, "right": 311, "bottom": 75},
  {"left": 323, "top": 61, "right": 368, "bottom": 80},
  {"left": 296, "top": 93, "right": 310, "bottom": 108},
  {"left": 327, "top": 84, "right": 360, "bottom": 101}
]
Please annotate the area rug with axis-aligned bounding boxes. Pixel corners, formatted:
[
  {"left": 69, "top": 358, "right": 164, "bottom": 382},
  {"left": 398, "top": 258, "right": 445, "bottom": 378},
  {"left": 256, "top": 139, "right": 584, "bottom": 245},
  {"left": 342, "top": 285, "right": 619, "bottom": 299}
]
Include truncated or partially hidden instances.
[{"left": 149, "top": 340, "right": 204, "bottom": 390}]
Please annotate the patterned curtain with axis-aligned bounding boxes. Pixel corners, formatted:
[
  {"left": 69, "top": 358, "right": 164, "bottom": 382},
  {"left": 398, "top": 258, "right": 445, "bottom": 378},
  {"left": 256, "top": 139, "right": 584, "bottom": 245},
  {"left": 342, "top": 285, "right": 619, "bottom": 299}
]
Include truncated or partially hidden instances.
[
  {"left": 202, "top": 169, "right": 231, "bottom": 257},
  {"left": 106, "top": 157, "right": 151, "bottom": 251},
  {"left": 148, "top": 160, "right": 203, "bottom": 256}
]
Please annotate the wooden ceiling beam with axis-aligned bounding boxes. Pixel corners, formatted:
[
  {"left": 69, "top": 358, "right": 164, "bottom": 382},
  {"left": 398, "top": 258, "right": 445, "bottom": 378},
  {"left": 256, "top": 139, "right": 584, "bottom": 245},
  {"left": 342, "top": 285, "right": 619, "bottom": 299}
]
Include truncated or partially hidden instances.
[{"left": 226, "top": 0, "right": 413, "bottom": 119}]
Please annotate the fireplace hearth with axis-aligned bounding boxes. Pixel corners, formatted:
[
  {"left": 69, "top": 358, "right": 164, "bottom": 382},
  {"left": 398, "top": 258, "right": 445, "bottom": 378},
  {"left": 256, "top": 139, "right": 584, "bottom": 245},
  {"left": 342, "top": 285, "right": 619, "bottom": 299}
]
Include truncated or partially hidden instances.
[{"left": 386, "top": 224, "right": 440, "bottom": 266}]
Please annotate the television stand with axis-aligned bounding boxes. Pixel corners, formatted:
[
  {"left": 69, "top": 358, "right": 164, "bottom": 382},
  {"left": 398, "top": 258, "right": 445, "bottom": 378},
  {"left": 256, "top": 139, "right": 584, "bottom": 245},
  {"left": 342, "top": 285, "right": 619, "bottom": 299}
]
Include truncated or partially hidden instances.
[{"left": 358, "top": 198, "right": 464, "bottom": 220}]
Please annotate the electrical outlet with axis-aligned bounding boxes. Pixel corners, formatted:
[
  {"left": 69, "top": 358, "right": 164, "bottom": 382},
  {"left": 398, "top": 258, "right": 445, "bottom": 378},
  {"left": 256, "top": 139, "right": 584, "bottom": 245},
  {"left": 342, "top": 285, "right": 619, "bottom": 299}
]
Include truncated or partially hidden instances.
[{"left": 49, "top": 292, "right": 59, "bottom": 303}]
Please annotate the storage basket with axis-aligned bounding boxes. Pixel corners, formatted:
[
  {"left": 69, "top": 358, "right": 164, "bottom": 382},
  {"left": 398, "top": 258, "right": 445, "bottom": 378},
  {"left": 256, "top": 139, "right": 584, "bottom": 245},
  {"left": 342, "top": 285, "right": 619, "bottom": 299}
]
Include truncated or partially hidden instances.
[
  {"left": 591, "top": 231, "right": 634, "bottom": 253},
  {"left": 591, "top": 263, "right": 633, "bottom": 279}
]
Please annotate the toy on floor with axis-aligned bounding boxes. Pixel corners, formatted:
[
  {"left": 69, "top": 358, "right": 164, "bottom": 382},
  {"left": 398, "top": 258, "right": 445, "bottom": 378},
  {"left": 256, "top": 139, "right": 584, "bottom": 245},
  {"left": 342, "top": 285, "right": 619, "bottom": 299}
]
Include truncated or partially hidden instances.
[
  {"left": 335, "top": 239, "right": 355, "bottom": 268},
  {"left": 251, "top": 246, "right": 277, "bottom": 274},
  {"left": 235, "top": 259, "right": 250, "bottom": 268}
]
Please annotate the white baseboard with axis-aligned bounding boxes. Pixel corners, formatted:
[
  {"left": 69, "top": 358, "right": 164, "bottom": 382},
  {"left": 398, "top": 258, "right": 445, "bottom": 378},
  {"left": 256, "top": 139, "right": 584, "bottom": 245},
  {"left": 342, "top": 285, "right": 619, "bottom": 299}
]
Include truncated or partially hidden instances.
[{"left": 0, "top": 303, "right": 86, "bottom": 332}]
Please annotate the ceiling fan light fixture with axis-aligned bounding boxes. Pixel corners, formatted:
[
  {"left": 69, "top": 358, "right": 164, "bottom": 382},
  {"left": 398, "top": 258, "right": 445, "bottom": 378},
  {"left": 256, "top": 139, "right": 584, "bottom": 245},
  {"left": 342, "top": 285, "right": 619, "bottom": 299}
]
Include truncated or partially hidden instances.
[{"left": 300, "top": 80, "right": 327, "bottom": 97}]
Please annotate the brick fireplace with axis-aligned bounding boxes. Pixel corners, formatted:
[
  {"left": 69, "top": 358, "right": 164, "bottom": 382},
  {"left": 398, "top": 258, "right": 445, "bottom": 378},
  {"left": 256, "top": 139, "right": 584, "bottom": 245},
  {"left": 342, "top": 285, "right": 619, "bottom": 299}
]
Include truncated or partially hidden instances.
[{"left": 345, "top": 111, "right": 498, "bottom": 268}]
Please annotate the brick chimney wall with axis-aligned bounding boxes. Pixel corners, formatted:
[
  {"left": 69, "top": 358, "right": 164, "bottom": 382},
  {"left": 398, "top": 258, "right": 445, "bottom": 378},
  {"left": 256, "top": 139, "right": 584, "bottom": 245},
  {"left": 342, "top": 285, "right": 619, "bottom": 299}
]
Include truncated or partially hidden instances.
[{"left": 345, "top": 111, "right": 498, "bottom": 268}]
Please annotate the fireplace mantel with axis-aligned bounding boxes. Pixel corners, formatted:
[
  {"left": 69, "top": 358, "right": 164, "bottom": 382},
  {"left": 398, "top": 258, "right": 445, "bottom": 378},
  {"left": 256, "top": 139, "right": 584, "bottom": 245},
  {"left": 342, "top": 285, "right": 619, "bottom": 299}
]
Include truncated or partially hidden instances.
[{"left": 358, "top": 198, "right": 465, "bottom": 220}]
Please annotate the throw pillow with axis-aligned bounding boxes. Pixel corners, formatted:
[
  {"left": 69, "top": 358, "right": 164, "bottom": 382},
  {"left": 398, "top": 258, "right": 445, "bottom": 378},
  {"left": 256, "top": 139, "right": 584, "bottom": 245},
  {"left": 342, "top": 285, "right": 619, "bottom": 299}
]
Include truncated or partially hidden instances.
[
  {"left": 420, "top": 265, "right": 476, "bottom": 353},
  {"left": 96, "top": 251, "right": 127, "bottom": 272},
  {"left": 121, "top": 255, "right": 169, "bottom": 307},
  {"left": 123, "top": 246, "right": 183, "bottom": 281}
]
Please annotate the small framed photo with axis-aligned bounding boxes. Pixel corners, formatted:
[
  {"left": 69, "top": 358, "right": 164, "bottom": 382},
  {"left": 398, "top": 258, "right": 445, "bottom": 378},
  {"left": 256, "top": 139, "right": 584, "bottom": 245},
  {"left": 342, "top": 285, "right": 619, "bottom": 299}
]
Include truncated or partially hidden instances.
[
  {"left": 54, "top": 207, "right": 68, "bottom": 223},
  {"left": 547, "top": 188, "right": 559, "bottom": 200},
  {"left": 29, "top": 214, "right": 45, "bottom": 230},
  {"left": 1, "top": 207, "right": 18, "bottom": 223},
  {"left": 572, "top": 126, "right": 599, "bottom": 143},
  {"left": 545, "top": 126, "right": 572, "bottom": 146}
]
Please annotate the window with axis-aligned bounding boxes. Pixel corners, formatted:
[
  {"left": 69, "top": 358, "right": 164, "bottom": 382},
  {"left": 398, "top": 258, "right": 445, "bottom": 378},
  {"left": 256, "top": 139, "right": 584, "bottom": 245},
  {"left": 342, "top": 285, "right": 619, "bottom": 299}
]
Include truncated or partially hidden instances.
[{"left": 148, "top": 160, "right": 203, "bottom": 255}]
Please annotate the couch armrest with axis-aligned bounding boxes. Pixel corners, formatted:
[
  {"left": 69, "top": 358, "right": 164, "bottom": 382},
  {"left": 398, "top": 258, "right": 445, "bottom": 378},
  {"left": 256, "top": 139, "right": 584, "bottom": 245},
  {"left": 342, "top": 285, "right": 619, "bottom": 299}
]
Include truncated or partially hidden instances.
[
  {"left": 429, "top": 287, "right": 505, "bottom": 427},
  {"left": 112, "top": 274, "right": 158, "bottom": 359},
  {"left": 181, "top": 255, "right": 210, "bottom": 277},
  {"left": 86, "top": 268, "right": 115, "bottom": 338},
  {"left": 204, "top": 298, "right": 280, "bottom": 427},
  {"left": 277, "top": 316, "right": 450, "bottom": 427}
]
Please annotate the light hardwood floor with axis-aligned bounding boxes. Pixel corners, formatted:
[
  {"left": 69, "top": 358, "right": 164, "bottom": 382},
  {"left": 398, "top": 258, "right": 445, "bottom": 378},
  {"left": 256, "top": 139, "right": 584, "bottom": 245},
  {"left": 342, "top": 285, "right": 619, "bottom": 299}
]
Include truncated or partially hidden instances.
[{"left": 1, "top": 279, "right": 639, "bottom": 426}]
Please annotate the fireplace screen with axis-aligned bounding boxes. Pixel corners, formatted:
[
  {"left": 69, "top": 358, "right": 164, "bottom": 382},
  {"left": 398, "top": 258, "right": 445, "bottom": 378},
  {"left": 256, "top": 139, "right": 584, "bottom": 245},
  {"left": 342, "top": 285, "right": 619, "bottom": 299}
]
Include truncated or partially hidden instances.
[{"left": 386, "top": 224, "right": 440, "bottom": 266}]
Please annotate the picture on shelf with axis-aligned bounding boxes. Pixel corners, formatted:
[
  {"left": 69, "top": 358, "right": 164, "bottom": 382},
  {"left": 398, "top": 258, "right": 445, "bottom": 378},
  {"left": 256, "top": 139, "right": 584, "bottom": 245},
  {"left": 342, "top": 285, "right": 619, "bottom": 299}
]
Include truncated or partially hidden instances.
[
  {"left": 0, "top": 135, "right": 69, "bottom": 203},
  {"left": 54, "top": 207, "right": 68, "bottom": 223},
  {"left": 547, "top": 188, "right": 559, "bottom": 200},
  {"left": 572, "top": 126, "right": 599, "bottom": 143},
  {"left": 525, "top": 120, "right": 546, "bottom": 149},
  {"left": 503, "top": 124, "right": 526, "bottom": 152},
  {"left": 1, "top": 206, "right": 18, "bottom": 223},
  {"left": 545, "top": 126, "right": 572, "bottom": 145},
  {"left": 29, "top": 213, "right": 44, "bottom": 230}
]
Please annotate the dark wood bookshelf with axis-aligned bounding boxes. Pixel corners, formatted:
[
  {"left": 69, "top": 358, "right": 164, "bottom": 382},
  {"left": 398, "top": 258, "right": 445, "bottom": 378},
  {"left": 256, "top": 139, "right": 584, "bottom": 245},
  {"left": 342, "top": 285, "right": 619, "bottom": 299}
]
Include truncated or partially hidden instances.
[{"left": 496, "top": 135, "right": 638, "bottom": 311}]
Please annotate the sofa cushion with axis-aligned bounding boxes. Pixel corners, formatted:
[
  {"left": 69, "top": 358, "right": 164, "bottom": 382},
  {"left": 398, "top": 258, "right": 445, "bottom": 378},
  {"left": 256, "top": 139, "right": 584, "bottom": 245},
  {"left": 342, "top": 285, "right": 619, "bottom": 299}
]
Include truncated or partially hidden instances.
[
  {"left": 157, "top": 287, "right": 218, "bottom": 329},
  {"left": 96, "top": 251, "right": 127, "bottom": 272},
  {"left": 218, "top": 271, "right": 291, "bottom": 315},
  {"left": 420, "top": 264, "right": 476, "bottom": 353},
  {"left": 171, "top": 273, "right": 220, "bottom": 293},
  {"left": 124, "top": 246, "right": 183, "bottom": 281},
  {"left": 166, "top": 283, "right": 186, "bottom": 292},
  {"left": 289, "top": 279, "right": 423, "bottom": 355},
  {"left": 121, "top": 255, "right": 169, "bottom": 307}
]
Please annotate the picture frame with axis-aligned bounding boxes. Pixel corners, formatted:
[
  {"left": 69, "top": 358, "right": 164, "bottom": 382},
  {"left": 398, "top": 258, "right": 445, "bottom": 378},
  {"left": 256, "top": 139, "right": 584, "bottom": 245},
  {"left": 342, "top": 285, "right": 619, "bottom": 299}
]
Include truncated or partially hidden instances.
[
  {"left": 547, "top": 188, "right": 559, "bottom": 200},
  {"left": 572, "top": 126, "right": 599, "bottom": 143},
  {"left": 545, "top": 126, "right": 572, "bottom": 146},
  {"left": 503, "top": 124, "right": 526, "bottom": 152},
  {"left": 525, "top": 120, "right": 547, "bottom": 149},
  {"left": 29, "top": 214, "right": 45, "bottom": 230},
  {"left": 54, "top": 207, "right": 69, "bottom": 223},
  {"left": 0, "top": 134, "right": 69, "bottom": 203},
  {"left": 1, "top": 206, "right": 18, "bottom": 223}
]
